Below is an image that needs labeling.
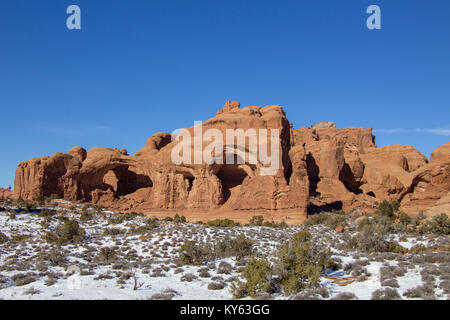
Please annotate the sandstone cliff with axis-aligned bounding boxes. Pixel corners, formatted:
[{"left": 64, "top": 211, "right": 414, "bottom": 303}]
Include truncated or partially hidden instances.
[{"left": 11, "top": 101, "right": 450, "bottom": 222}]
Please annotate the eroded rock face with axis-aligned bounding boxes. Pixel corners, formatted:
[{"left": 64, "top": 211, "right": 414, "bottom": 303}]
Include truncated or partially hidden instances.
[
  {"left": 0, "top": 186, "right": 14, "bottom": 200},
  {"left": 400, "top": 142, "right": 450, "bottom": 216},
  {"left": 13, "top": 102, "right": 307, "bottom": 221},
  {"left": 12, "top": 101, "right": 449, "bottom": 220}
]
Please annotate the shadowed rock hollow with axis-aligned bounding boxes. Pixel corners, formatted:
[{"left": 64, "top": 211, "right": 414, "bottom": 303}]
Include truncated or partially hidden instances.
[{"left": 11, "top": 101, "right": 450, "bottom": 223}]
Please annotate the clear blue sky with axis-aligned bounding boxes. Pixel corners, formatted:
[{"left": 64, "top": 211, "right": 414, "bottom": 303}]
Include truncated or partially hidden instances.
[{"left": 0, "top": 0, "right": 449, "bottom": 188}]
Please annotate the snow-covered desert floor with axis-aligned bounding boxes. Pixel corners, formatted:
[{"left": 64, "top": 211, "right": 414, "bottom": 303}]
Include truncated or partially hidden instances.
[{"left": 0, "top": 200, "right": 448, "bottom": 300}]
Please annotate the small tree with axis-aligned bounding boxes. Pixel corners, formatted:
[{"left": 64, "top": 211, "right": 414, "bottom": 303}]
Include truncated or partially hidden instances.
[
  {"left": 133, "top": 272, "right": 144, "bottom": 291},
  {"left": 274, "top": 231, "right": 322, "bottom": 294},
  {"left": 231, "top": 257, "right": 273, "bottom": 298},
  {"left": 249, "top": 215, "right": 264, "bottom": 226},
  {"left": 376, "top": 200, "right": 400, "bottom": 219},
  {"left": 178, "top": 241, "right": 213, "bottom": 265},
  {"left": 44, "top": 219, "right": 85, "bottom": 245},
  {"left": 429, "top": 213, "right": 449, "bottom": 235}
]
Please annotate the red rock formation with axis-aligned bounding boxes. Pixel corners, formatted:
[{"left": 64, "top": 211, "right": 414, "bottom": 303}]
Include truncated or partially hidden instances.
[
  {"left": 400, "top": 142, "right": 450, "bottom": 216},
  {"left": 0, "top": 186, "right": 14, "bottom": 200},
  {"left": 12, "top": 101, "right": 449, "bottom": 222}
]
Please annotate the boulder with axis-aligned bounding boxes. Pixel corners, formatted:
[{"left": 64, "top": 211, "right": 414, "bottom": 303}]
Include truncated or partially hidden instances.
[{"left": 335, "top": 226, "right": 345, "bottom": 233}]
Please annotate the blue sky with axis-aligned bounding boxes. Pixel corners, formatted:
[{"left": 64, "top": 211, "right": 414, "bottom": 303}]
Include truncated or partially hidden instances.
[{"left": 0, "top": 0, "right": 449, "bottom": 188}]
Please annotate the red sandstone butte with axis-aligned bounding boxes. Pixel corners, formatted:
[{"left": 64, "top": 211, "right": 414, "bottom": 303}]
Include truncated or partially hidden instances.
[{"left": 10, "top": 101, "right": 450, "bottom": 223}]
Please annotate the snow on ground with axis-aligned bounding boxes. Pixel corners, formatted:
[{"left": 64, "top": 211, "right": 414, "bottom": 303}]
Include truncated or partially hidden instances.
[{"left": 0, "top": 201, "right": 449, "bottom": 300}]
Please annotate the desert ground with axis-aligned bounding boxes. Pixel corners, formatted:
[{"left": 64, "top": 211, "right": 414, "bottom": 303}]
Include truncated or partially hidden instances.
[{"left": 0, "top": 199, "right": 449, "bottom": 300}]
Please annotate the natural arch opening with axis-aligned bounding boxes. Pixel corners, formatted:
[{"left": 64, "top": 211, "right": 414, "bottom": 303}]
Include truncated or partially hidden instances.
[
  {"left": 217, "top": 165, "right": 249, "bottom": 204},
  {"left": 103, "top": 170, "right": 119, "bottom": 192},
  {"left": 306, "top": 153, "right": 320, "bottom": 196},
  {"left": 102, "top": 166, "right": 153, "bottom": 197},
  {"left": 339, "top": 163, "right": 363, "bottom": 194},
  {"left": 184, "top": 174, "right": 195, "bottom": 193}
]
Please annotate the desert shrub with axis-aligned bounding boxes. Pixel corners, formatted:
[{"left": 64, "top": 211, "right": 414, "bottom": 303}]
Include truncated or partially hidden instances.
[
  {"left": 108, "top": 212, "right": 143, "bottom": 225},
  {"left": 44, "top": 273, "right": 60, "bottom": 286},
  {"left": 379, "top": 265, "right": 400, "bottom": 282},
  {"left": 331, "top": 292, "right": 357, "bottom": 300},
  {"left": 304, "top": 212, "right": 348, "bottom": 229},
  {"left": 266, "top": 221, "right": 288, "bottom": 229},
  {"left": 214, "top": 235, "right": 254, "bottom": 258},
  {"left": 376, "top": 200, "right": 400, "bottom": 219},
  {"left": 0, "top": 231, "right": 8, "bottom": 244},
  {"left": 357, "top": 215, "right": 393, "bottom": 234},
  {"left": 47, "top": 249, "right": 67, "bottom": 266},
  {"left": 174, "top": 267, "right": 184, "bottom": 274},
  {"left": 249, "top": 215, "right": 264, "bottom": 226},
  {"left": 397, "top": 212, "right": 411, "bottom": 225},
  {"left": 371, "top": 287, "right": 401, "bottom": 300},
  {"left": 308, "top": 241, "right": 339, "bottom": 271},
  {"left": 94, "top": 273, "right": 114, "bottom": 280},
  {"left": 116, "top": 272, "right": 133, "bottom": 285},
  {"left": 0, "top": 274, "right": 12, "bottom": 289},
  {"left": 90, "top": 204, "right": 105, "bottom": 214},
  {"left": 180, "top": 273, "right": 198, "bottom": 282},
  {"left": 129, "top": 224, "right": 156, "bottom": 235},
  {"left": 149, "top": 289, "right": 179, "bottom": 300},
  {"left": 178, "top": 241, "right": 213, "bottom": 265},
  {"left": 353, "top": 227, "right": 403, "bottom": 254},
  {"left": 104, "top": 228, "right": 126, "bottom": 236},
  {"left": 403, "top": 284, "right": 435, "bottom": 299},
  {"left": 44, "top": 219, "right": 85, "bottom": 245},
  {"left": 22, "top": 202, "right": 35, "bottom": 213},
  {"left": 11, "top": 234, "right": 31, "bottom": 243},
  {"left": 151, "top": 267, "right": 165, "bottom": 277},
  {"left": 39, "top": 209, "right": 56, "bottom": 218},
  {"left": 410, "top": 212, "right": 426, "bottom": 230},
  {"left": 292, "top": 290, "right": 321, "bottom": 300},
  {"left": 344, "top": 262, "right": 371, "bottom": 278},
  {"left": 149, "top": 293, "right": 173, "bottom": 300},
  {"left": 34, "top": 195, "right": 46, "bottom": 206},
  {"left": 274, "top": 231, "right": 324, "bottom": 294},
  {"left": 79, "top": 212, "right": 93, "bottom": 222},
  {"left": 123, "top": 211, "right": 143, "bottom": 219},
  {"left": 24, "top": 287, "right": 41, "bottom": 295},
  {"left": 420, "top": 265, "right": 441, "bottom": 279},
  {"left": 48, "top": 194, "right": 59, "bottom": 200},
  {"left": 409, "top": 243, "right": 427, "bottom": 254},
  {"left": 206, "top": 219, "right": 240, "bottom": 228},
  {"left": 173, "top": 214, "right": 186, "bottom": 223},
  {"left": 382, "top": 278, "right": 399, "bottom": 288},
  {"left": 12, "top": 272, "right": 37, "bottom": 286},
  {"left": 208, "top": 281, "right": 225, "bottom": 290},
  {"left": 16, "top": 197, "right": 24, "bottom": 206},
  {"left": 439, "top": 280, "right": 450, "bottom": 295},
  {"left": 231, "top": 257, "right": 273, "bottom": 298},
  {"left": 426, "top": 213, "right": 450, "bottom": 235},
  {"left": 198, "top": 268, "right": 211, "bottom": 278},
  {"left": 344, "top": 259, "right": 369, "bottom": 273},
  {"left": 315, "top": 286, "right": 330, "bottom": 299},
  {"left": 161, "top": 265, "right": 170, "bottom": 272},
  {"left": 144, "top": 218, "right": 158, "bottom": 229},
  {"left": 96, "top": 247, "right": 117, "bottom": 263},
  {"left": 217, "top": 261, "right": 233, "bottom": 274}
]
